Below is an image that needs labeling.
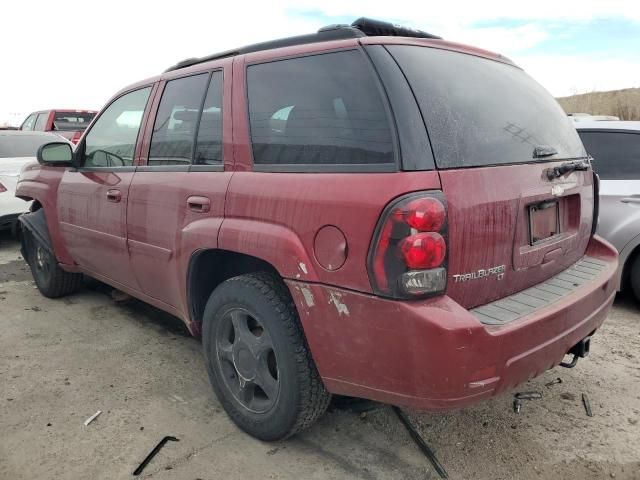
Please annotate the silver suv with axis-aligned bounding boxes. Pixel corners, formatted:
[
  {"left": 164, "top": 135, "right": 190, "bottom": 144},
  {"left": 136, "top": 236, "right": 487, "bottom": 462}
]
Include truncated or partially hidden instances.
[{"left": 577, "top": 121, "right": 640, "bottom": 300}]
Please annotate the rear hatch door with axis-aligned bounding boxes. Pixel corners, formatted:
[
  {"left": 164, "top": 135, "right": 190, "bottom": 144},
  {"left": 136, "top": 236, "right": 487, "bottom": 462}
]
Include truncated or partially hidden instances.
[{"left": 386, "top": 44, "right": 593, "bottom": 309}]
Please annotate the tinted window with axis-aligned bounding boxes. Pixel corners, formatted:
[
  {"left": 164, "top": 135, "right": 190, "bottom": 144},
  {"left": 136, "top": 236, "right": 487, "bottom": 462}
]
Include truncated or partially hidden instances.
[
  {"left": 247, "top": 50, "right": 394, "bottom": 167},
  {"left": 194, "top": 72, "right": 223, "bottom": 165},
  {"left": 34, "top": 113, "right": 49, "bottom": 131},
  {"left": 578, "top": 130, "right": 640, "bottom": 180},
  {"left": 53, "top": 112, "right": 96, "bottom": 131},
  {"left": 387, "top": 46, "right": 586, "bottom": 168},
  {"left": 149, "top": 74, "right": 209, "bottom": 166},
  {"left": 84, "top": 87, "right": 151, "bottom": 168},
  {"left": 21, "top": 114, "right": 37, "bottom": 131}
]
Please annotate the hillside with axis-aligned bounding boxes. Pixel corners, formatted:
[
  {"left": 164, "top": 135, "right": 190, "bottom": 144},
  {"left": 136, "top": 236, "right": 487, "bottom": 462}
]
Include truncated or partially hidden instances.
[{"left": 557, "top": 87, "right": 640, "bottom": 120}]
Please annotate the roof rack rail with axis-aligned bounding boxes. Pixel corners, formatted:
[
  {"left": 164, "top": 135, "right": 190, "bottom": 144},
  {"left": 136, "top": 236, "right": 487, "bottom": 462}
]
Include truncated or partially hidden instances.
[{"left": 164, "top": 17, "right": 440, "bottom": 73}]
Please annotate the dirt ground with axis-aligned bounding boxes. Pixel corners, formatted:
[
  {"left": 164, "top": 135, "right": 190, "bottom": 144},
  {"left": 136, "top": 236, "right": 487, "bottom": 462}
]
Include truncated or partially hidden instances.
[{"left": 1, "top": 230, "right": 639, "bottom": 480}]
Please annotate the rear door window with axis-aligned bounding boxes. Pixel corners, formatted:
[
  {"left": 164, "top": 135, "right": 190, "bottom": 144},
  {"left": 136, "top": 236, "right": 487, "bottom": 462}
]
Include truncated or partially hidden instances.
[
  {"left": 578, "top": 130, "right": 640, "bottom": 180},
  {"left": 387, "top": 46, "right": 586, "bottom": 168},
  {"left": 34, "top": 113, "right": 49, "bottom": 131},
  {"left": 149, "top": 74, "right": 209, "bottom": 166},
  {"left": 247, "top": 50, "right": 395, "bottom": 169}
]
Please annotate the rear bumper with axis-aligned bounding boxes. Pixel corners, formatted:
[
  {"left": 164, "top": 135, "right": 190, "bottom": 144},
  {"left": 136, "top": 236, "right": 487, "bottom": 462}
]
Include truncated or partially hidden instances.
[{"left": 287, "top": 235, "right": 618, "bottom": 411}]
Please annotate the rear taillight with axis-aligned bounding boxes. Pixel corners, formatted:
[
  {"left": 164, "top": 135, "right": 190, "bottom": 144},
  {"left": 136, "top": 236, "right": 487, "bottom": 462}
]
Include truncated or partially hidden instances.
[
  {"left": 368, "top": 191, "right": 448, "bottom": 299},
  {"left": 400, "top": 232, "right": 446, "bottom": 269},
  {"left": 0, "top": 181, "right": 6, "bottom": 193},
  {"left": 70, "top": 131, "right": 83, "bottom": 144}
]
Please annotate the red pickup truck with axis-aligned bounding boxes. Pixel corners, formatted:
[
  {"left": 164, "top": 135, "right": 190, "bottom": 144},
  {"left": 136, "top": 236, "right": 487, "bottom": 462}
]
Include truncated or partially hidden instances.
[
  {"left": 20, "top": 109, "right": 96, "bottom": 144},
  {"left": 16, "top": 18, "right": 617, "bottom": 441}
]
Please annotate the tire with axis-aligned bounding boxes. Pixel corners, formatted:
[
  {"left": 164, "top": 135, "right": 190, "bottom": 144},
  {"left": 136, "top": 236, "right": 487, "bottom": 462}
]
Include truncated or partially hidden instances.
[
  {"left": 25, "top": 231, "right": 83, "bottom": 298},
  {"left": 202, "top": 272, "right": 330, "bottom": 441},
  {"left": 630, "top": 255, "right": 640, "bottom": 303}
]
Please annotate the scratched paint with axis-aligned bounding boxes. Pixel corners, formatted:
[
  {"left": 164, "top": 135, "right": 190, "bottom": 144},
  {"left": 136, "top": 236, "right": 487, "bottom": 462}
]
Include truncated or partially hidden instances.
[
  {"left": 298, "top": 262, "right": 308, "bottom": 275},
  {"left": 300, "top": 287, "right": 315, "bottom": 307},
  {"left": 328, "top": 291, "right": 349, "bottom": 316}
]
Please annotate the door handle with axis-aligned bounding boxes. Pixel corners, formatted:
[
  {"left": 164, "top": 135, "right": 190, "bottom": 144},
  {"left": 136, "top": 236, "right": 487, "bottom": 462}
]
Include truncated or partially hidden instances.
[
  {"left": 106, "top": 189, "right": 122, "bottom": 203},
  {"left": 187, "top": 196, "right": 211, "bottom": 213},
  {"left": 621, "top": 197, "right": 640, "bottom": 205}
]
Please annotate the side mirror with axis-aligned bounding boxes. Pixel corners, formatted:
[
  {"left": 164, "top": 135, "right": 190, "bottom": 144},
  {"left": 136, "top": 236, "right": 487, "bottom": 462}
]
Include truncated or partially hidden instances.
[{"left": 37, "top": 142, "right": 74, "bottom": 166}]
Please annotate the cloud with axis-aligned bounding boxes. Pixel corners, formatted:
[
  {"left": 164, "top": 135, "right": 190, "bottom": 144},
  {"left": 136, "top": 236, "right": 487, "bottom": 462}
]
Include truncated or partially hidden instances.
[
  {"left": 289, "top": 0, "right": 640, "bottom": 25},
  {"left": 519, "top": 55, "right": 640, "bottom": 97},
  {"left": 1, "top": 0, "right": 639, "bottom": 124},
  {"left": 439, "top": 24, "right": 552, "bottom": 54}
]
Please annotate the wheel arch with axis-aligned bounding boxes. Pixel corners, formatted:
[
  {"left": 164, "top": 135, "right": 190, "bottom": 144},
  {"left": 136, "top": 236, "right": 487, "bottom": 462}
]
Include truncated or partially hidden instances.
[
  {"left": 15, "top": 175, "right": 76, "bottom": 266},
  {"left": 186, "top": 248, "right": 283, "bottom": 331},
  {"left": 18, "top": 207, "right": 53, "bottom": 262}
]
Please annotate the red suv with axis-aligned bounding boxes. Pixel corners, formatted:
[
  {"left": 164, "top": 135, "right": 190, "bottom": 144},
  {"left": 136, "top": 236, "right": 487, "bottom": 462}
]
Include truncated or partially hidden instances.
[
  {"left": 16, "top": 18, "right": 618, "bottom": 441},
  {"left": 20, "top": 109, "right": 97, "bottom": 144}
]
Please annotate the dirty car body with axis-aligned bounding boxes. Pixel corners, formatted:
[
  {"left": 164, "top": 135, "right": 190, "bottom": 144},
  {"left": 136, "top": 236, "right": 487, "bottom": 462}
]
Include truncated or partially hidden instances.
[{"left": 16, "top": 18, "right": 617, "bottom": 439}]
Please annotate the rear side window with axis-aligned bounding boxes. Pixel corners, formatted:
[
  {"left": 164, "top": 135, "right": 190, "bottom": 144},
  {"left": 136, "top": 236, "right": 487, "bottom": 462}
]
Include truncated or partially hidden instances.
[
  {"left": 34, "top": 113, "right": 49, "bottom": 131},
  {"left": 578, "top": 130, "right": 640, "bottom": 180},
  {"left": 247, "top": 50, "right": 395, "bottom": 169},
  {"left": 387, "top": 46, "right": 586, "bottom": 168},
  {"left": 53, "top": 111, "right": 95, "bottom": 131},
  {"left": 149, "top": 72, "right": 223, "bottom": 166}
]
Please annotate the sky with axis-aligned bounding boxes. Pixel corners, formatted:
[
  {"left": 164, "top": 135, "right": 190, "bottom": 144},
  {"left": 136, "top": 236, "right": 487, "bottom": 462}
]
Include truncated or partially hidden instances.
[{"left": 1, "top": 0, "right": 639, "bottom": 126}]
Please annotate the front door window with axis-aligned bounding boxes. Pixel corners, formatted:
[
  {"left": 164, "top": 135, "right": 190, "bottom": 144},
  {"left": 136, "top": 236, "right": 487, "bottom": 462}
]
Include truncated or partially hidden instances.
[{"left": 83, "top": 87, "right": 151, "bottom": 168}]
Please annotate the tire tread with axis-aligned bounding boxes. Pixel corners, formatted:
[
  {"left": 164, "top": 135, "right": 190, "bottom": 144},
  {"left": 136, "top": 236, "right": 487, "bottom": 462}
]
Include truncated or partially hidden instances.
[
  {"left": 204, "top": 272, "right": 330, "bottom": 440},
  {"left": 25, "top": 232, "right": 83, "bottom": 298}
]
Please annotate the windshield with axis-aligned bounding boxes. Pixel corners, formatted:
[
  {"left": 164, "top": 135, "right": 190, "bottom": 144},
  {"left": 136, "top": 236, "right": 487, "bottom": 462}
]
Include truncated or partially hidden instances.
[
  {"left": 53, "top": 112, "right": 96, "bottom": 131},
  {"left": 0, "top": 132, "right": 61, "bottom": 158},
  {"left": 387, "top": 46, "right": 586, "bottom": 168}
]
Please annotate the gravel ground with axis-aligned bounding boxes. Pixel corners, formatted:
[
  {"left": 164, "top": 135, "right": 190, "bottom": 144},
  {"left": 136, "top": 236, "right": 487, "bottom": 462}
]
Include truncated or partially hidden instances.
[{"left": 1, "top": 231, "right": 639, "bottom": 480}]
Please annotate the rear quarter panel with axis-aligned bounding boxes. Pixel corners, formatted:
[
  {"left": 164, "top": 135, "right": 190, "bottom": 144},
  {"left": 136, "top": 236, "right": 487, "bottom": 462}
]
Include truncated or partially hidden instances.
[
  {"left": 221, "top": 171, "right": 442, "bottom": 290},
  {"left": 224, "top": 51, "right": 441, "bottom": 290}
]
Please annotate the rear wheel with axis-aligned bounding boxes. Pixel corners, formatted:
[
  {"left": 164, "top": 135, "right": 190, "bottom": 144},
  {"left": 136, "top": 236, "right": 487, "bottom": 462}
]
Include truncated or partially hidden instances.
[
  {"left": 202, "top": 272, "right": 330, "bottom": 441},
  {"left": 25, "top": 233, "right": 83, "bottom": 298}
]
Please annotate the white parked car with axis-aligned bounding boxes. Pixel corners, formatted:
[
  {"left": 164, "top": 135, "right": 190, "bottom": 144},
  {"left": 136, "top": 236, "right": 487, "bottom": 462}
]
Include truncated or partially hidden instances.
[{"left": 0, "top": 131, "right": 67, "bottom": 233}]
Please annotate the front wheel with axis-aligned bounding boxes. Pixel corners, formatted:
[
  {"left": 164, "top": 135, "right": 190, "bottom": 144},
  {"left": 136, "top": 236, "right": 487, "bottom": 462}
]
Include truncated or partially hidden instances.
[
  {"left": 24, "top": 232, "right": 83, "bottom": 298},
  {"left": 202, "top": 273, "right": 330, "bottom": 441}
]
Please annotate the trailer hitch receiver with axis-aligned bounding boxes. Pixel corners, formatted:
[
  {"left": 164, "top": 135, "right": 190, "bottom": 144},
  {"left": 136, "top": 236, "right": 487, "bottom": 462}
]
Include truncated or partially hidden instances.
[{"left": 560, "top": 336, "right": 591, "bottom": 368}]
